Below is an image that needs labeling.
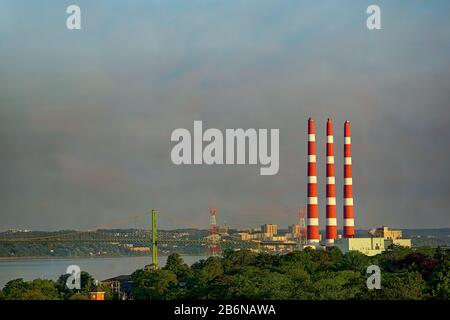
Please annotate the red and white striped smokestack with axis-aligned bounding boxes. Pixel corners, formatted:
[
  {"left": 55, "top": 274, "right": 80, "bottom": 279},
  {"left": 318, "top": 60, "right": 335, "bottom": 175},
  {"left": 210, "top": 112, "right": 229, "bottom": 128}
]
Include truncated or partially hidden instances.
[
  {"left": 326, "top": 119, "right": 337, "bottom": 245},
  {"left": 343, "top": 120, "right": 355, "bottom": 238},
  {"left": 307, "top": 118, "right": 320, "bottom": 244}
]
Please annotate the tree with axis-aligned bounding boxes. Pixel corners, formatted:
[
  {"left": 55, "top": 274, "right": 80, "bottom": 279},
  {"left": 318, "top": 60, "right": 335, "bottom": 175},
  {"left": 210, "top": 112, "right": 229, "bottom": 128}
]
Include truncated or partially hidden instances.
[
  {"left": 393, "top": 252, "right": 440, "bottom": 281},
  {"left": 131, "top": 269, "right": 178, "bottom": 300},
  {"left": 69, "top": 292, "right": 89, "bottom": 300},
  {"left": 414, "top": 246, "right": 436, "bottom": 259},
  {"left": 280, "top": 249, "right": 316, "bottom": 273},
  {"left": 163, "top": 253, "right": 191, "bottom": 280},
  {"left": 190, "top": 257, "right": 224, "bottom": 283},
  {"left": 429, "top": 256, "right": 450, "bottom": 299},
  {"left": 327, "top": 247, "right": 345, "bottom": 269},
  {"left": 279, "top": 263, "right": 314, "bottom": 299},
  {"left": 55, "top": 271, "right": 96, "bottom": 299},
  {"left": 312, "top": 271, "right": 366, "bottom": 300},
  {"left": 1, "top": 278, "right": 60, "bottom": 300},
  {"left": 364, "top": 271, "right": 426, "bottom": 300},
  {"left": 187, "top": 257, "right": 225, "bottom": 298},
  {"left": 222, "top": 250, "right": 258, "bottom": 273},
  {"left": 226, "top": 266, "right": 294, "bottom": 299},
  {"left": 1, "top": 279, "right": 29, "bottom": 300},
  {"left": 28, "top": 279, "right": 60, "bottom": 300},
  {"left": 340, "top": 251, "right": 370, "bottom": 273},
  {"left": 251, "top": 252, "right": 281, "bottom": 271},
  {"left": 378, "top": 245, "right": 414, "bottom": 271}
]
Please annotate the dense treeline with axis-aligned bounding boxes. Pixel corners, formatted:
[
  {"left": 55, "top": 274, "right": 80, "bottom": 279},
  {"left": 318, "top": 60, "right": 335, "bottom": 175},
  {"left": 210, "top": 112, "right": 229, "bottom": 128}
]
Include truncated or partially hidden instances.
[
  {"left": 0, "top": 271, "right": 112, "bottom": 300},
  {"left": 1, "top": 246, "right": 449, "bottom": 300},
  {"left": 133, "top": 246, "right": 449, "bottom": 300}
]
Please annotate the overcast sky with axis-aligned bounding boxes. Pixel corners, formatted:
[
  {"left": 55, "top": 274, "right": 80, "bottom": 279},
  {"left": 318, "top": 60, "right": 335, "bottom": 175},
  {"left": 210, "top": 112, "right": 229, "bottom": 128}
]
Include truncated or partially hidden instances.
[{"left": 1, "top": 0, "right": 449, "bottom": 231}]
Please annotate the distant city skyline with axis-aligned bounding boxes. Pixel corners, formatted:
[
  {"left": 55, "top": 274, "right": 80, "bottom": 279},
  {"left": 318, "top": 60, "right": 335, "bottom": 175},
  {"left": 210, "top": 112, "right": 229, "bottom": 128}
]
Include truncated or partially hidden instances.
[{"left": 1, "top": 1, "right": 450, "bottom": 230}]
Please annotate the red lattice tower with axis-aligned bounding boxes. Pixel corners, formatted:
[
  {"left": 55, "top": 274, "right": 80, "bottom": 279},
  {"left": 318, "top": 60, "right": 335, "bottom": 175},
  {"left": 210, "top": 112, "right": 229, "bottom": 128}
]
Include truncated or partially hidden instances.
[{"left": 208, "top": 207, "right": 221, "bottom": 255}]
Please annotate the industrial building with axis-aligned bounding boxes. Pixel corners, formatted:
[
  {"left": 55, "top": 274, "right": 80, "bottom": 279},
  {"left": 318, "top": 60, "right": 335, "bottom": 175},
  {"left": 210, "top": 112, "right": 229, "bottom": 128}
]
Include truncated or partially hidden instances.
[
  {"left": 370, "top": 226, "right": 403, "bottom": 240},
  {"left": 304, "top": 118, "right": 411, "bottom": 256},
  {"left": 334, "top": 234, "right": 412, "bottom": 256}
]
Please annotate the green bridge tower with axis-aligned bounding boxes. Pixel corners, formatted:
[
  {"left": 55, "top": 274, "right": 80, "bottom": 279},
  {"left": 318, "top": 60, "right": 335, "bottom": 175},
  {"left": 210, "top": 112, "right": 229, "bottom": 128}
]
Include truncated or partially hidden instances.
[{"left": 151, "top": 209, "right": 158, "bottom": 270}]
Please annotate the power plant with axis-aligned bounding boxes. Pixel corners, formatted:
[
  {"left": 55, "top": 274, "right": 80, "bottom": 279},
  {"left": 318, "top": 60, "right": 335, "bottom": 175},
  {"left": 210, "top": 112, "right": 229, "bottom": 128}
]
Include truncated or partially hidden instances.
[
  {"left": 0, "top": 118, "right": 412, "bottom": 262},
  {"left": 305, "top": 117, "right": 411, "bottom": 255},
  {"left": 306, "top": 117, "right": 357, "bottom": 247}
]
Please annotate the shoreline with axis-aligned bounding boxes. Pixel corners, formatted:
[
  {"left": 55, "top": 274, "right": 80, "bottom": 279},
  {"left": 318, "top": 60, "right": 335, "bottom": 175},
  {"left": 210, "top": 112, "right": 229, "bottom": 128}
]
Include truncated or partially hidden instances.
[{"left": 0, "top": 253, "right": 207, "bottom": 262}]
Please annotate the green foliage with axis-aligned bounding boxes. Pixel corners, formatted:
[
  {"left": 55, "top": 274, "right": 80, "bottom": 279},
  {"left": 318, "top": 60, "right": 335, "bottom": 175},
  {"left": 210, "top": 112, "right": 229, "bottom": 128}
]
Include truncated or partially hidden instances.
[
  {"left": 69, "top": 292, "right": 89, "bottom": 300},
  {"left": 340, "top": 251, "right": 371, "bottom": 272},
  {"left": 3, "top": 246, "right": 449, "bottom": 300},
  {"left": 55, "top": 271, "right": 96, "bottom": 299},
  {"left": 1, "top": 279, "right": 29, "bottom": 300},
  {"left": 1, "top": 278, "right": 60, "bottom": 300},
  {"left": 222, "top": 249, "right": 259, "bottom": 272},
  {"left": 429, "top": 256, "right": 450, "bottom": 299},
  {"left": 414, "top": 246, "right": 436, "bottom": 258},
  {"left": 312, "top": 271, "right": 366, "bottom": 300},
  {"left": 376, "top": 245, "right": 414, "bottom": 271},
  {"left": 131, "top": 268, "right": 178, "bottom": 300},
  {"left": 363, "top": 271, "right": 426, "bottom": 300},
  {"left": 191, "top": 257, "right": 224, "bottom": 283},
  {"left": 226, "top": 267, "right": 294, "bottom": 299},
  {"left": 163, "top": 253, "right": 192, "bottom": 280}
]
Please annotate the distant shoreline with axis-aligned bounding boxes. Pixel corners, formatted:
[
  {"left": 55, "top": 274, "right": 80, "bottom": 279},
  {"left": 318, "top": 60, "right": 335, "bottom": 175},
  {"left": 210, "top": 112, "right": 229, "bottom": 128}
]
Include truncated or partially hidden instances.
[{"left": 0, "top": 253, "right": 207, "bottom": 262}]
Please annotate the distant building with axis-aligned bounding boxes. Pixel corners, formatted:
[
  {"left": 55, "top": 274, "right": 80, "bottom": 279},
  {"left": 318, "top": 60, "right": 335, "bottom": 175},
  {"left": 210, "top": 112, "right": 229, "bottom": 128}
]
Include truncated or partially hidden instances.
[
  {"left": 386, "top": 238, "right": 412, "bottom": 248},
  {"left": 334, "top": 226, "right": 412, "bottom": 256},
  {"left": 89, "top": 292, "right": 105, "bottom": 300},
  {"left": 228, "top": 226, "right": 254, "bottom": 233},
  {"left": 217, "top": 226, "right": 229, "bottom": 234},
  {"left": 270, "top": 236, "right": 287, "bottom": 241},
  {"left": 288, "top": 224, "right": 301, "bottom": 238},
  {"left": 335, "top": 237, "right": 386, "bottom": 256},
  {"left": 370, "top": 226, "right": 403, "bottom": 240},
  {"left": 261, "top": 224, "right": 278, "bottom": 236},
  {"left": 335, "top": 237, "right": 412, "bottom": 256},
  {"left": 238, "top": 232, "right": 272, "bottom": 240},
  {"left": 129, "top": 247, "right": 151, "bottom": 252},
  {"left": 236, "top": 232, "right": 251, "bottom": 240},
  {"left": 7, "top": 229, "right": 32, "bottom": 233}
]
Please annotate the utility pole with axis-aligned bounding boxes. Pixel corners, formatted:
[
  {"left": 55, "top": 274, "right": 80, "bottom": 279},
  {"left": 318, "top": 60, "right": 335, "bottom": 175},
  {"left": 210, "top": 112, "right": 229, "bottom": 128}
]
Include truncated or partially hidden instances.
[{"left": 151, "top": 209, "right": 158, "bottom": 270}]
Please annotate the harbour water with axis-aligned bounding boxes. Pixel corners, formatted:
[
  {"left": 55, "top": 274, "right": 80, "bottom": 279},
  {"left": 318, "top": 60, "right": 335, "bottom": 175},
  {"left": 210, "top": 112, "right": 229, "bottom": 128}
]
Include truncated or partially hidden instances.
[{"left": 0, "top": 255, "right": 207, "bottom": 288}]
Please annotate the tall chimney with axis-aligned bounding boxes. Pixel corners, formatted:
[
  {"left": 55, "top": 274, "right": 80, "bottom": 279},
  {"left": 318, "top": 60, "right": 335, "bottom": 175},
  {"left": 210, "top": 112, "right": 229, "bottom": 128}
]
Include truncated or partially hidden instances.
[
  {"left": 326, "top": 119, "right": 337, "bottom": 245},
  {"left": 307, "top": 118, "right": 320, "bottom": 244},
  {"left": 343, "top": 120, "right": 355, "bottom": 238}
]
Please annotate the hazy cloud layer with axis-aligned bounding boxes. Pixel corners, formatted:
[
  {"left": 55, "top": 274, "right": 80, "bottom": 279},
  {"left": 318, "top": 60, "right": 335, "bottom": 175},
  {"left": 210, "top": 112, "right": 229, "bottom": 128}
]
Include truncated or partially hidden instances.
[{"left": 1, "top": 0, "right": 450, "bottom": 230}]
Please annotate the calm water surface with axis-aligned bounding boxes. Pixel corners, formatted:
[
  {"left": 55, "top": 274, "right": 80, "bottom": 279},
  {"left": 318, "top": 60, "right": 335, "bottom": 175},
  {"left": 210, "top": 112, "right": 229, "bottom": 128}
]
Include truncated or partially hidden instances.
[{"left": 0, "top": 255, "right": 207, "bottom": 288}]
